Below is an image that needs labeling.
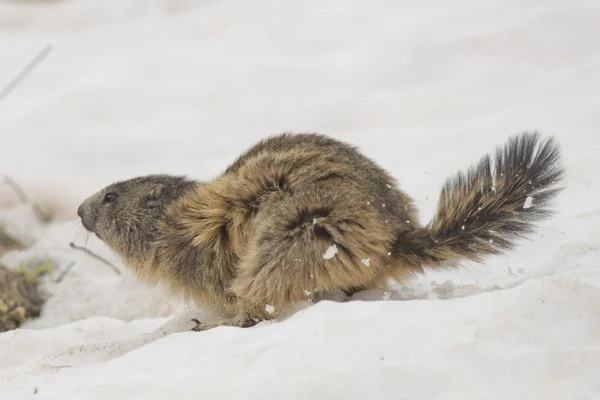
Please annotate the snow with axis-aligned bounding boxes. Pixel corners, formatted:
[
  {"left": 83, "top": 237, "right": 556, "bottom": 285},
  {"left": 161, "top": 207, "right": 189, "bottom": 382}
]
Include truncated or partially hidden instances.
[
  {"left": 322, "top": 244, "right": 338, "bottom": 260},
  {"left": 361, "top": 258, "right": 371, "bottom": 267},
  {"left": 1, "top": 0, "right": 599, "bottom": 399},
  {"left": 265, "top": 304, "right": 276, "bottom": 314},
  {"left": 524, "top": 196, "right": 535, "bottom": 209}
]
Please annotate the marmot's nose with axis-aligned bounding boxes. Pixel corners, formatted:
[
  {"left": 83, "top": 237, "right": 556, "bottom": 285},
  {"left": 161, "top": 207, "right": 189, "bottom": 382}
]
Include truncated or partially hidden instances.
[{"left": 77, "top": 204, "right": 85, "bottom": 219}]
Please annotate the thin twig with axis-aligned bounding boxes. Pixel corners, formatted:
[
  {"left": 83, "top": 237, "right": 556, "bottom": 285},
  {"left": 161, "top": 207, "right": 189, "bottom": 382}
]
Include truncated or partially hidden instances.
[
  {"left": 0, "top": 45, "right": 52, "bottom": 105},
  {"left": 3, "top": 175, "right": 52, "bottom": 223},
  {"left": 69, "top": 242, "right": 122, "bottom": 275},
  {"left": 2, "top": 176, "right": 27, "bottom": 203},
  {"left": 54, "top": 261, "right": 76, "bottom": 283}
]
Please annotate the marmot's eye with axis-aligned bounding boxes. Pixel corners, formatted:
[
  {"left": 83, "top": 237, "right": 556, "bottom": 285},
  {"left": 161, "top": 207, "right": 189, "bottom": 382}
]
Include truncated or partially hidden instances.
[{"left": 104, "top": 192, "right": 118, "bottom": 203}]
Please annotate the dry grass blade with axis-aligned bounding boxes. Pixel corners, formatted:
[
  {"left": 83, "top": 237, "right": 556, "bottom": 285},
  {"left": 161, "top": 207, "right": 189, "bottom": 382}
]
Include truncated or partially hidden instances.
[
  {"left": 54, "top": 261, "right": 77, "bottom": 283},
  {"left": 0, "top": 45, "right": 52, "bottom": 105},
  {"left": 0, "top": 227, "right": 25, "bottom": 256},
  {"left": 69, "top": 242, "right": 122, "bottom": 275},
  {"left": 3, "top": 175, "right": 53, "bottom": 223}
]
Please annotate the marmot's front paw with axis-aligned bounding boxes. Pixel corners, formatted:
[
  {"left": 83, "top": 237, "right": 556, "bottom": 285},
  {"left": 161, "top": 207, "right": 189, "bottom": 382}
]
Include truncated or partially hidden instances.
[
  {"left": 188, "top": 318, "right": 233, "bottom": 332},
  {"left": 190, "top": 318, "right": 204, "bottom": 331},
  {"left": 189, "top": 316, "right": 259, "bottom": 332}
]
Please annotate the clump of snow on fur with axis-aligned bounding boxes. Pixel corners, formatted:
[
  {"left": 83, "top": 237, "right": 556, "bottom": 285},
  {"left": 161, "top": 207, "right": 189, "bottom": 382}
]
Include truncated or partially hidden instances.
[
  {"left": 323, "top": 244, "right": 338, "bottom": 259},
  {"left": 523, "top": 196, "right": 534, "bottom": 209},
  {"left": 265, "top": 304, "right": 276, "bottom": 314},
  {"left": 361, "top": 258, "right": 371, "bottom": 267}
]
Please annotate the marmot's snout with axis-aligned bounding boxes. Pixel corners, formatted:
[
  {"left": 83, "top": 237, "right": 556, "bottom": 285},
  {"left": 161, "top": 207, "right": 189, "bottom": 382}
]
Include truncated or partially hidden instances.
[
  {"left": 76, "top": 203, "right": 85, "bottom": 219},
  {"left": 77, "top": 197, "right": 97, "bottom": 235}
]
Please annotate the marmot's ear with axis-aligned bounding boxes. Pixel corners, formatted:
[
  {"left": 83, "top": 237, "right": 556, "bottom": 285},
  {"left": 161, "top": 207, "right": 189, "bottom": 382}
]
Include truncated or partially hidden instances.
[{"left": 146, "top": 184, "right": 166, "bottom": 206}]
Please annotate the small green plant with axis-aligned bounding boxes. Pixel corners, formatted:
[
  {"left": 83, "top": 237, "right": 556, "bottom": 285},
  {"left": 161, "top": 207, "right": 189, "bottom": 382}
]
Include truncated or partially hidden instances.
[
  {"left": 0, "top": 260, "right": 49, "bottom": 332},
  {"left": 16, "top": 256, "right": 55, "bottom": 279}
]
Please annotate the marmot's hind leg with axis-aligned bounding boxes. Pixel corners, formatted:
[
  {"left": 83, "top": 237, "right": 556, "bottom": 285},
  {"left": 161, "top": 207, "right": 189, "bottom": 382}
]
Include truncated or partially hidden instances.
[{"left": 231, "top": 181, "right": 395, "bottom": 320}]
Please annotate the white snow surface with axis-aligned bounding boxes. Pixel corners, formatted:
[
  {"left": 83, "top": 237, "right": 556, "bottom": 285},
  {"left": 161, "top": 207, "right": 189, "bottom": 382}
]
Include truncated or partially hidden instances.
[{"left": 1, "top": 0, "right": 599, "bottom": 399}]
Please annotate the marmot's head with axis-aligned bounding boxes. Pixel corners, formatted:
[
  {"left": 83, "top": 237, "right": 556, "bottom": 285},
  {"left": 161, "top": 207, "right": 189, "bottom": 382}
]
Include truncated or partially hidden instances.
[{"left": 77, "top": 174, "right": 196, "bottom": 262}]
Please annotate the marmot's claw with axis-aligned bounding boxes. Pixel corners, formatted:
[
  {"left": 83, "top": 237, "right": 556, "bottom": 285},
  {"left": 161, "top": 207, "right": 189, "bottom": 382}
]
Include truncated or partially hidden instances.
[{"left": 190, "top": 318, "right": 203, "bottom": 332}]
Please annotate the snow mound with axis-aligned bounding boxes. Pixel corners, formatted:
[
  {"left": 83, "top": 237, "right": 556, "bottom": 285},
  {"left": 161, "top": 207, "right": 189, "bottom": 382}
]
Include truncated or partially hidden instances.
[{"left": 2, "top": 276, "right": 600, "bottom": 399}]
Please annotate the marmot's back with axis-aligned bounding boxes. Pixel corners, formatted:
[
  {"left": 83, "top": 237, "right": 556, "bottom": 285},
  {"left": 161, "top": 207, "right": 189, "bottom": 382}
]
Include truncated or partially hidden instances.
[{"left": 223, "top": 132, "right": 419, "bottom": 227}]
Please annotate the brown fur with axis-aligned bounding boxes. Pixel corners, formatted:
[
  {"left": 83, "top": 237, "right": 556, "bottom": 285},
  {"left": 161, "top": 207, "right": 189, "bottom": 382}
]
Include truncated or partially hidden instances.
[{"left": 77, "top": 131, "right": 564, "bottom": 330}]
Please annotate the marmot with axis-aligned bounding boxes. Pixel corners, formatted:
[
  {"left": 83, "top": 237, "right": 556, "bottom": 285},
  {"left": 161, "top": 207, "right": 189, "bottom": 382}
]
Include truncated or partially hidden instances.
[{"left": 77, "top": 131, "right": 564, "bottom": 330}]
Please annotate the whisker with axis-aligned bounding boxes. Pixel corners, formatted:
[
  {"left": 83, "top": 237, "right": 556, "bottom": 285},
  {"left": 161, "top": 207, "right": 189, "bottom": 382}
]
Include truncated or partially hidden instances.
[{"left": 67, "top": 221, "right": 81, "bottom": 234}]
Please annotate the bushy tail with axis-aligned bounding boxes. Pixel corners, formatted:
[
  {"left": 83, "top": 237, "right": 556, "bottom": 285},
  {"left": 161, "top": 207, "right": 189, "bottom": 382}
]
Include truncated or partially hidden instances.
[{"left": 395, "top": 131, "right": 565, "bottom": 270}]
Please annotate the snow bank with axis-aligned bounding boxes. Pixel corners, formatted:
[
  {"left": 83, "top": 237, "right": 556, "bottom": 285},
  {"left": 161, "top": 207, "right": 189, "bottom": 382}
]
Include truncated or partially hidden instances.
[{"left": 1, "top": 0, "right": 599, "bottom": 399}]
